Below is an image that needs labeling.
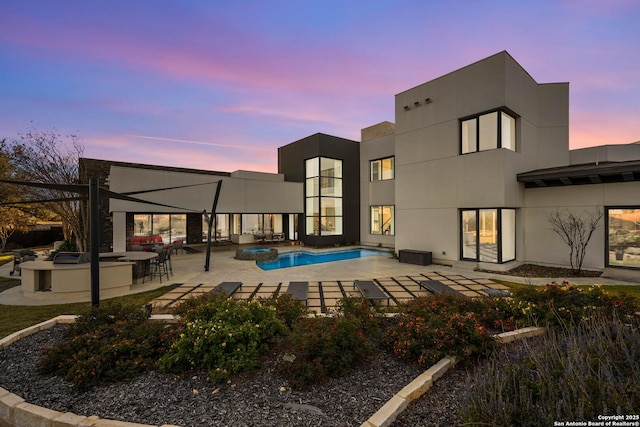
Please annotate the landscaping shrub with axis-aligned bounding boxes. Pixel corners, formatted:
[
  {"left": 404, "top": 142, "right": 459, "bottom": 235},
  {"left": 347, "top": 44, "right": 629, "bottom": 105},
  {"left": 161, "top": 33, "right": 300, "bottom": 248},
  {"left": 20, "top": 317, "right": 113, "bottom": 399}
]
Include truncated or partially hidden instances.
[
  {"left": 384, "top": 295, "right": 503, "bottom": 366},
  {"left": 159, "top": 294, "right": 286, "bottom": 382},
  {"left": 460, "top": 314, "right": 640, "bottom": 425},
  {"left": 38, "top": 302, "right": 175, "bottom": 390},
  {"left": 512, "top": 282, "right": 640, "bottom": 327},
  {"left": 336, "top": 295, "right": 382, "bottom": 335},
  {"left": 258, "top": 293, "right": 310, "bottom": 329},
  {"left": 278, "top": 314, "right": 371, "bottom": 388}
]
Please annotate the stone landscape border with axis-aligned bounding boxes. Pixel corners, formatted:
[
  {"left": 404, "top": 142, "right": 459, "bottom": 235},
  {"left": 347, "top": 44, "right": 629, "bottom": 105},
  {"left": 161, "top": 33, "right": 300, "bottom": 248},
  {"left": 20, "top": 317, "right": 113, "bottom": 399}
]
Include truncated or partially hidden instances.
[
  {"left": 359, "top": 326, "right": 547, "bottom": 427},
  {"left": 0, "top": 316, "right": 546, "bottom": 427}
]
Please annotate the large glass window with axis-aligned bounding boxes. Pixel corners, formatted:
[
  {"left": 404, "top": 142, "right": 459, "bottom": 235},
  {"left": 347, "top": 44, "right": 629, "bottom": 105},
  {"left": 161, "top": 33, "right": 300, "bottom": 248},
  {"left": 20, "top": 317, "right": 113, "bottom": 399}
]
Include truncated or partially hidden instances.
[
  {"left": 462, "top": 210, "right": 477, "bottom": 259},
  {"left": 202, "top": 214, "right": 230, "bottom": 241},
  {"left": 371, "top": 206, "right": 395, "bottom": 235},
  {"left": 370, "top": 157, "right": 394, "bottom": 181},
  {"left": 461, "top": 119, "right": 477, "bottom": 155},
  {"left": 242, "top": 214, "right": 262, "bottom": 234},
  {"left": 607, "top": 208, "right": 640, "bottom": 269},
  {"left": 133, "top": 213, "right": 186, "bottom": 244},
  {"left": 134, "top": 214, "right": 152, "bottom": 237},
  {"left": 461, "top": 109, "right": 516, "bottom": 154},
  {"left": 305, "top": 157, "right": 343, "bottom": 236},
  {"left": 479, "top": 209, "right": 497, "bottom": 262},
  {"left": 461, "top": 208, "right": 516, "bottom": 263}
]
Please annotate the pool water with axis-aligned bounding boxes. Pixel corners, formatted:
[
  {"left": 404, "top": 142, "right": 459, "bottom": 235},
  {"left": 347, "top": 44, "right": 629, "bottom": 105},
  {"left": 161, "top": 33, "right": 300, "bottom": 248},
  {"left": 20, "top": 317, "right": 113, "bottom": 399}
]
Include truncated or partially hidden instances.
[{"left": 257, "top": 248, "right": 387, "bottom": 270}]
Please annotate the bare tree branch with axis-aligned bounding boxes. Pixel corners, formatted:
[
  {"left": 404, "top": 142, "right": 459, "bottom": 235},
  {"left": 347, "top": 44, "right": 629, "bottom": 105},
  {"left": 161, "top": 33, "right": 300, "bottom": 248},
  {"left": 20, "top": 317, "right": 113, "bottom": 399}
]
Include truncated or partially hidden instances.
[
  {"left": 547, "top": 208, "right": 603, "bottom": 273},
  {"left": 3, "top": 128, "right": 88, "bottom": 251}
]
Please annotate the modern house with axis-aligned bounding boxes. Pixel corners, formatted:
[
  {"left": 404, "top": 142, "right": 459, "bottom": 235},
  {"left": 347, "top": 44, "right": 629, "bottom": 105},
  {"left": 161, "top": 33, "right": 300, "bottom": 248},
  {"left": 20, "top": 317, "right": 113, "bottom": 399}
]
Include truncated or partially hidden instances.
[{"left": 82, "top": 51, "right": 640, "bottom": 276}]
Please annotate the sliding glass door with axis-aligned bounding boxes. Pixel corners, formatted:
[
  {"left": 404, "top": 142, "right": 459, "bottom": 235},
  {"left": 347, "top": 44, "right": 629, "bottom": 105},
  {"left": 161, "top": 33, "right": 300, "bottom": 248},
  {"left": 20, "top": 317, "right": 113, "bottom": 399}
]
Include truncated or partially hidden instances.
[{"left": 461, "top": 208, "right": 515, "bottom": 264}]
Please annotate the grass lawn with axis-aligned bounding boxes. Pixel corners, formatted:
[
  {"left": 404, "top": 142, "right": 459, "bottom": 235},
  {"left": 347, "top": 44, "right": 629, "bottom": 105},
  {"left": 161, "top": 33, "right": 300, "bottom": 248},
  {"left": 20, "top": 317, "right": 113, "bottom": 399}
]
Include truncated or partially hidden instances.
[
  {"left": 0, "top": 255, "right": 171, "bottom": 339},
  {"left": 0, "top": 285, "right": 171, "bottom": 339}
]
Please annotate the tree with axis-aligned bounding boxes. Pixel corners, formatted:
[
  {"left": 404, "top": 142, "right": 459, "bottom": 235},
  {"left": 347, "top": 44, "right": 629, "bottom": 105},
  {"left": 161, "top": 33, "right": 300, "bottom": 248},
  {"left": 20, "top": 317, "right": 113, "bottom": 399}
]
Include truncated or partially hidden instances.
[
  {"left": 547, "top": 208, "right": 603, "bottom": 274},
  {"left": 3, "top": 129, "right": 89, "bottom": 251},
  {"left": 0, "top": 139, "right": 34, "bottom": 251}
]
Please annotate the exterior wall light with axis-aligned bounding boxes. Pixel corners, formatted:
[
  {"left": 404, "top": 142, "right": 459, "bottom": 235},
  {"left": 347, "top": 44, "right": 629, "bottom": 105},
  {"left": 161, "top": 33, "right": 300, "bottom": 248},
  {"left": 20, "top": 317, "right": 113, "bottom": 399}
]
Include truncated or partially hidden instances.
[{"left": 403, "top": 106, "right": 410, "bottom": 111}]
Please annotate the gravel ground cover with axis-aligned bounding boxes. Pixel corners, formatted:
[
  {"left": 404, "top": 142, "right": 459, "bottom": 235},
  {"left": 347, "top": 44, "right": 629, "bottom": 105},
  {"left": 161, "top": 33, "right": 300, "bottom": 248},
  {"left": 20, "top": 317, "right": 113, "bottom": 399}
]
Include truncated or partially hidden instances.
[{"left": 0, "top": 324, "right": 435, "bottom": 427}]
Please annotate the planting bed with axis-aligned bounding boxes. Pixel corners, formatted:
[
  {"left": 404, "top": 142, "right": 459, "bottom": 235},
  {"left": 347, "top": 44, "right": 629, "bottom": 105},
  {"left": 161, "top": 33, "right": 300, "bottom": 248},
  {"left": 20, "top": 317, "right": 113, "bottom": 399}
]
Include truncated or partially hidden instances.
[{"left": 0, "top": 324, "right": 426, "bottom": 427}]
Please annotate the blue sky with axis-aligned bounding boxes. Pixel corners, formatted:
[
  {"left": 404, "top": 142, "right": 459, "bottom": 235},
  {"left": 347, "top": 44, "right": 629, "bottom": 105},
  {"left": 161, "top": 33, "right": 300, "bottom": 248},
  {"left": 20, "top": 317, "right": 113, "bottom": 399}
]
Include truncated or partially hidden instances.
[{"left": 1, "top": 0, "right": 639, "bottom": 172}]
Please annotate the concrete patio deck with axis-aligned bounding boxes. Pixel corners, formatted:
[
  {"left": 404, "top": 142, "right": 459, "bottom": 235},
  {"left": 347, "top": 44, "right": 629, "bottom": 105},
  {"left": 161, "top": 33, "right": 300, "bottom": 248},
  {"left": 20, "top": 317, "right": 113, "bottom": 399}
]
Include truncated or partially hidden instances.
[{"left": 1, "top": 245, "right": 638, "bottom": 309}]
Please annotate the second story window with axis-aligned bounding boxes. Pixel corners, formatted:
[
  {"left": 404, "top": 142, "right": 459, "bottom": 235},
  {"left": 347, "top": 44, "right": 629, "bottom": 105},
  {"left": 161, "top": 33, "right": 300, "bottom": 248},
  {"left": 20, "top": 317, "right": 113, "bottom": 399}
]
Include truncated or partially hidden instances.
[
  {"left": 461, "top": 109, "right": 516, "bottom": 154},
  {"left": 370, "top": 157, "right": 394, "bottom": 181}
]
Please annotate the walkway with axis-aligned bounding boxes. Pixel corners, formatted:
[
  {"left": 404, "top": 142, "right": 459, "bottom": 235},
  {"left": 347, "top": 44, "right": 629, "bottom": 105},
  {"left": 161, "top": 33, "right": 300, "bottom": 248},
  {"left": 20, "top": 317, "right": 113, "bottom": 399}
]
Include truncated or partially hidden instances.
[{"left": 148, "top": 272, "right": 510, "bottom": 313}]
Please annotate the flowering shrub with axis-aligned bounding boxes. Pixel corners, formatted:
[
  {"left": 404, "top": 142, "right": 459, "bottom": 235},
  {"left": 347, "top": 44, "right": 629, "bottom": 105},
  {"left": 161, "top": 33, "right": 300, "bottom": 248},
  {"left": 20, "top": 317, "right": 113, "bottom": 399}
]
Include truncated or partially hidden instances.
[
  {"left": 159, "top": 294, "right": 286, "bottom": 382},
  {"left": 511, "top": 282, "right": 640, "bottom": 327},
  {"left": 384, "top": 296, "right": 501, "bottom": 366},
  {"left": 278, "top": 314, "right": 371, "bottom": 389},
  {"left": 258, "top": 293, "right": 310, "bottom": 329},
  {"left": 38, "top": 302, "right": 175, "bottom": 390},
  {"left": 336, "top": 295, "right": 382, "bottom": 334}
]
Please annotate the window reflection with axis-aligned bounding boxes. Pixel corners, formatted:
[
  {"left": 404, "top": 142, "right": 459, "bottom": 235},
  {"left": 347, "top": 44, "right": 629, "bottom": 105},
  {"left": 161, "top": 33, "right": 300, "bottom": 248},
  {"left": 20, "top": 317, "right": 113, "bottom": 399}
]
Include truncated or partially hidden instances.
[
  {"left": 370, "top": 206, "right": 394, "bottom": 235},
  {"left": 370, "top": 157, "right": 395, "bottom": 181},
  {"left": 608, "top": 208, "right": 640, "bottom": 268},
  {"left": 134, "top": 214, "right": 186, "bottom": 244}
]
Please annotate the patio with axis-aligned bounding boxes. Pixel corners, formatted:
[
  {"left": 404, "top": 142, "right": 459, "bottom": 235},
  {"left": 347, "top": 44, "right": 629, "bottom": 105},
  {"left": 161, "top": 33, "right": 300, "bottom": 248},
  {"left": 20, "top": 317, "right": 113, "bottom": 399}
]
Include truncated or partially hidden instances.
[{"left": 0, "top": 244, "right": 633, "bottom": 308}]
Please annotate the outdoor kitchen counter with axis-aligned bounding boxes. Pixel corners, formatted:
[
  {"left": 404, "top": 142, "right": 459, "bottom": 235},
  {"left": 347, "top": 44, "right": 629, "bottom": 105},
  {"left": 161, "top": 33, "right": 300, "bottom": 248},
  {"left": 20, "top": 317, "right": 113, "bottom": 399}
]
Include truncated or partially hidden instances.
[{"left": 19, "top": 260, "right": 133, "bottom": 300}]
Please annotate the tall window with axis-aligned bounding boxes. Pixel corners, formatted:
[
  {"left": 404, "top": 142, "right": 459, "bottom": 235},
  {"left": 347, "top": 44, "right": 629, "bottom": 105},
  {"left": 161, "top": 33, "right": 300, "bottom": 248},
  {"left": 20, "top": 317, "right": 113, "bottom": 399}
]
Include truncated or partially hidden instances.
[
  {"left": 607, "top": 208, "right": 640, "bottom": 269},
  {"left": 461, "top": 109, "right": 516, "bottom": 154},
  {"left": 305, "top": 157, "right": 343, "bottom": 236},
  {"left": 461, "top": 208, "right": 515, "bottom": 263},
  {"left": 371, "top": 206, "right": 394, "bottom": 235},
  {"left": 371, "top": 157, "right": 394, "bottom": 181}
]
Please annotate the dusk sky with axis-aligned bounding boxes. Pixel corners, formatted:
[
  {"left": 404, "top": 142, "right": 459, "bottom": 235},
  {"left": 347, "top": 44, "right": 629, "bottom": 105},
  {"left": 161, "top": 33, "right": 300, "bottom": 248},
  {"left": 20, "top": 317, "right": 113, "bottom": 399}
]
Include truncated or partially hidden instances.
[{"left": 1, "top": 1, "right": 639, "bottom": 173}]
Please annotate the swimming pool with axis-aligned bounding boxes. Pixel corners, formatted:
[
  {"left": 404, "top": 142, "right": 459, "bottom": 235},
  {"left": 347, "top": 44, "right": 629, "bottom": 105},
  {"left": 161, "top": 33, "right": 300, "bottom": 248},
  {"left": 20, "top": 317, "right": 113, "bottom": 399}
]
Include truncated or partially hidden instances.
[{"left": 256, "top": 248, "right": 387, "bottom": 270}]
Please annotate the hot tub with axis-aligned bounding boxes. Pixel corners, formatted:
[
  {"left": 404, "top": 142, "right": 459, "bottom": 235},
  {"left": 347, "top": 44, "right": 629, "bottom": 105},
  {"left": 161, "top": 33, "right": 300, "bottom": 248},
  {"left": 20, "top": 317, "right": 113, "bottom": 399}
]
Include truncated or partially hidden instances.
[{"left": 235, "top": 247, "right": 278, "bottom": 261}]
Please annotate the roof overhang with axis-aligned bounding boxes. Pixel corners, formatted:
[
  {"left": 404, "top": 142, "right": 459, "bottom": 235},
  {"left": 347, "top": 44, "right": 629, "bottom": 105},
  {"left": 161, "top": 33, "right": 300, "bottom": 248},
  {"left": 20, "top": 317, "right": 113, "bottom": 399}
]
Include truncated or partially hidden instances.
[{"left": 517, "top": 161, "right": 640, "bottom": 188}]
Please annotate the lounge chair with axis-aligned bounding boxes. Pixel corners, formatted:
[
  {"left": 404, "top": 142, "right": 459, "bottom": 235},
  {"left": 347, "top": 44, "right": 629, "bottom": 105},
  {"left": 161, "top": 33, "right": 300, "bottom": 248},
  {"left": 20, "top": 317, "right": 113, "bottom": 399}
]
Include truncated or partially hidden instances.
[
  {"left": 419, "top": 280, "right": 463, "bottom": 296},
  {"left": 354, "top": 280, "right": 390, "bottom": 306},
  {"left": 211, "top": 281, "right": 242, "bottom": 296},
  {"left": 286, "top": 281, "right": 309, "bottom": 305}
]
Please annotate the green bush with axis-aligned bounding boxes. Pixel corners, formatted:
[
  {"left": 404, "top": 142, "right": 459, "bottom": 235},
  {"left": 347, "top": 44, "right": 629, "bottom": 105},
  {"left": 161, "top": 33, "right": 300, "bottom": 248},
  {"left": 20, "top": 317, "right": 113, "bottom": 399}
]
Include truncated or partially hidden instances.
[
  {"left": 512, "top": 282, "right": 640, "bottom": 327},
  {"left": 38, "top": 302, "right": 175, "bottom": 390},
  {"left": 278, "top": 314, "right": 371, "bottom": 388},
  {"left": 336, "top": 295, "right": 382, "bottom": 334},
  {"left": 461, "top": 315, "right": 640, "bottom": 425},
  {"left": 56, "top": 239, "right": 77, "bottom": 252},
  {"left": 384, "top": 295, "right": 502, "bottom": 366},
  {"left": 159, "top": 295, "right": 286, "bottom": 382},
  {"left": 258, "top": 293, "right": 310, "bottom": 329}
]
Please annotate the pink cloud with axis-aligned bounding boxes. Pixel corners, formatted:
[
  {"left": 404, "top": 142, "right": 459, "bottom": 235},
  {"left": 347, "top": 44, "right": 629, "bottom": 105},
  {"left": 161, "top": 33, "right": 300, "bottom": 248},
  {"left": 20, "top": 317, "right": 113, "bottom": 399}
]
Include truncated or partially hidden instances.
[
  {"left": 84, "top": 133, "right": 279, "bottom": 174},
  {"left": 570, "top": 111, "right": 640, "bottom": 148}
]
